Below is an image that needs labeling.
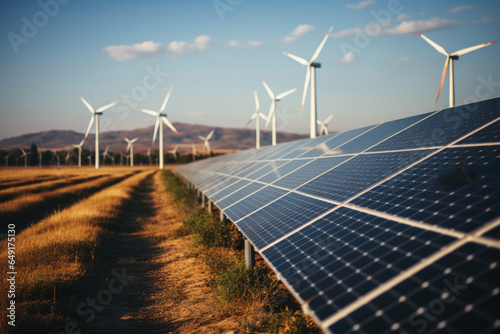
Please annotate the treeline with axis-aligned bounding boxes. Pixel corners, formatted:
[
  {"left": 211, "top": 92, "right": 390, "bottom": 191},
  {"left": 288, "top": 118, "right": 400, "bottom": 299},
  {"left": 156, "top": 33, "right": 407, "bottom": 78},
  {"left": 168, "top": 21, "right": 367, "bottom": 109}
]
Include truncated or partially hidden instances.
[{"left": 0, "top": 144, "right": 221, "bottom": 167}]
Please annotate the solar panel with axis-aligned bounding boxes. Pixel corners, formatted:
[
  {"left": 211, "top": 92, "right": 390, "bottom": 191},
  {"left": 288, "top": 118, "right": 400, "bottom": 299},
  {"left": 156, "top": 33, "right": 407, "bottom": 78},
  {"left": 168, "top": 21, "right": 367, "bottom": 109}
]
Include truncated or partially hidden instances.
[{"left": 175, "top": 96, "right": 500, "bottom": 334}]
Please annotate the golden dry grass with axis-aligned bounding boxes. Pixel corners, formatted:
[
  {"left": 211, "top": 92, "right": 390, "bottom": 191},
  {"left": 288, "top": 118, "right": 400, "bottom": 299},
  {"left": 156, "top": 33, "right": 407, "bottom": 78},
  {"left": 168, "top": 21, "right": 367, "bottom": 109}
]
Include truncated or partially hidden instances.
[{"left": 0, "top": 168, "right": 154, "bottom": 331}]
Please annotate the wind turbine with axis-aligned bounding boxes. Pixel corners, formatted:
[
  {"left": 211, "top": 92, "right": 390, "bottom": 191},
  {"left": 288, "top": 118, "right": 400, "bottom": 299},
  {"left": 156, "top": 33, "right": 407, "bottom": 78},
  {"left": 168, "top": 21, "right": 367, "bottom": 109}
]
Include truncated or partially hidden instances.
[
  {"left": 317, "top": 112, "right": 335, "bottom": 136},
  {"left": 39, "top": 152, "right": 42, "bottom": 167},
  {"left": 65, "top": 151, "right": 71, "bottom": 165},
  {"left": 417, "top": 32, "right": 498, "bottom": 107},
  {"left": 80, "top": 96, "right": 119, "bottom": 169},
  {"left": 103, "top": 145, "right": 114, "bottom": 166},
  {"left": 72, "top": 139, "right": 85, "bottom": 168},
  {"left": 284, "top": 26, "right": 333, "bottom": 138},
  {"left": 140, "top": 86, "right": 179, "bottom": 169},
  {"left": 86, "top": 154, "right": 92, "bottom": 166},
  {"left": 168, "top": 145, "right": 179, "bottom": 161},
  {"left": 262, "top": 81, "right": 298, "bottom": 146},
  {"left": 245, "top": 90, "right": 268, "bottom": 149},
  {"left": 198, "top": 129, "right": 214, "bottom": 153},
  {"left": 18, "top": 148, "right": 29, "bottom": 167},
  {"left": 4, "top": 155, "right": 9, "bottom": 167},
  {"left": 125, "top": 137, "right": 139, "bottom": 167},
  {"left": 146, "top": 147, "right": 152, "bottom": 166},
  {"left": 191, "top": 144, "right": 198, "bottom": 161}
]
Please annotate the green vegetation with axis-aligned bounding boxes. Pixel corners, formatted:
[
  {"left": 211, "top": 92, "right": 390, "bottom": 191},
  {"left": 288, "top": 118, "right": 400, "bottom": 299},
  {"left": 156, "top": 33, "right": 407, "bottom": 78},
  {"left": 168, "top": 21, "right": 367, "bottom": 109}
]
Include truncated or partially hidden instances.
[{"left": 163, "top": 170, "right": 321, "bottom": 334}]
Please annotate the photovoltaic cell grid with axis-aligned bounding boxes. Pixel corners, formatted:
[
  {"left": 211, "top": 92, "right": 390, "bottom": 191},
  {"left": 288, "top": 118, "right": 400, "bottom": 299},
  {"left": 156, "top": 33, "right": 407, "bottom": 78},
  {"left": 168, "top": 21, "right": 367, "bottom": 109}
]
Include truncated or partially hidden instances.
[{"left": 175, "top": 97, "right": 500, "bottom": 334}]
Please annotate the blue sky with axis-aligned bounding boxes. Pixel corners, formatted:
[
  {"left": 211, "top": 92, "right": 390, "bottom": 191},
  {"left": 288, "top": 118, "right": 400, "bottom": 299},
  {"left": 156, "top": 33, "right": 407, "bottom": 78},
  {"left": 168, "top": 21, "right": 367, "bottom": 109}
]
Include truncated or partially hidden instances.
[{"left": 1, "top": 0, "right": 499, "bottom": 141}]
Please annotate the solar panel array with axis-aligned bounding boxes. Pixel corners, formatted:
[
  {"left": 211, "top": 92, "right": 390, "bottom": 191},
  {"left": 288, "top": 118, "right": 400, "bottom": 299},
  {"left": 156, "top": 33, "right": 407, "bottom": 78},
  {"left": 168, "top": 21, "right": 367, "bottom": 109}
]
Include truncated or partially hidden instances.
[{"left": 175, "top": 97, "right": 500, "bottom": 334}]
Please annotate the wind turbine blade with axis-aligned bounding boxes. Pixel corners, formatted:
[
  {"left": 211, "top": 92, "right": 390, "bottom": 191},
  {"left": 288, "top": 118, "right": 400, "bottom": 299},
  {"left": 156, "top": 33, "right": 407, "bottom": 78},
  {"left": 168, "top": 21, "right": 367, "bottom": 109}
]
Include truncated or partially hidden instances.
[
  {"left": 452, "top": 40, "right": 499, "bottom": 56},
  {"left": 125, "top": 137, "right": 131, "bottom": 143},
  {"left": 276, "top": 87, "right": 298, "bottom": 100},
  {"left": 131, "top": 137, "right": 139, "bottom": 143},
  {"left": 264, "top": 103, "right": 274, "bottom": 131},
  {"left": 250, "top": 112, "right": 258, "bottom": 120},
  {"left": 324, "top": 112, "right": 335, "bottom": 124},
  {"left": 283, "top": 52, "right": 309, "bottom": 66},
  {"left": 261, "top": 81, "right": 275, "bottom": 99},
  {"left": 152, "top": 117, "right": 159, "bottom": 146},
  {"left": 254, "top": 90, "right": 259, "bottom": 112},
  {"left": 104, "top": 146, "right": 109, "bottom": 154},
  {"left": 96, "top": 101, "right": 119, "bottom": 112},
  {"left": 141, "top": 109, "right": 158, "bottom": 117},
  {"left": 300, "top": 67, "right": 311, "bottom": 115},
  {"left": 259, "top": 113, "right": 269, "bottom": 122},
  {"left": 206, "top": 129, "right": 215, "bottom": 140},
  {"left": 417, "top": 32, "right": 449, "bottom": 56},
  {"left": 162, "top": 116, "right": 179, "bottom": 134},
  {"left": 310, "top": 26, "right": 333, "bottom": 63},
  {"left": 244, "top": 118, "right": 253, "bottom": 128},
  {"left": 436, "top": 57, "right": 450, "bottom": 104},
  {"left": 84, "top": 115, "right": 95, "bottom": 140},
  {"left": 80, "top": 96, "right": 94, "bottom": 113},
  {"left": 160, "top": 86, "right": 173, "bottom": 112},
  {"left": 197, "top": 135, "right": 206, "bottom": 141}
]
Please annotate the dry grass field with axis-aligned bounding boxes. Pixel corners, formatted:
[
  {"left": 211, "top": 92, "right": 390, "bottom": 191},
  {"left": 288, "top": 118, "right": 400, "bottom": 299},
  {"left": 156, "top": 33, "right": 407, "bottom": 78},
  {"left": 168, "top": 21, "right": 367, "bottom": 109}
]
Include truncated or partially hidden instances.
[{"left": 0, "top": 166, "right": 319, "bottom": 334}]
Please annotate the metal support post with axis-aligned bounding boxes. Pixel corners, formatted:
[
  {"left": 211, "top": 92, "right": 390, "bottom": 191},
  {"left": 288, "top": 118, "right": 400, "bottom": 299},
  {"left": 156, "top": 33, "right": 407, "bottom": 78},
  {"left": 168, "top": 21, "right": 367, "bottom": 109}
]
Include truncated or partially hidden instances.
[{"left": 245, "top": 239, "right": 255, "bottom": 270}]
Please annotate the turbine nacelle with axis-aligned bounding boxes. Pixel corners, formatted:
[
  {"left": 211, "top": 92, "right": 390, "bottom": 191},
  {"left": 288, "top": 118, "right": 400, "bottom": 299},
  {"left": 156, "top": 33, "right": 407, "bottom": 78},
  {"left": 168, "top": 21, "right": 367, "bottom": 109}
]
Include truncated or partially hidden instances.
[{"left": 310, "top": 62, "right": 321, "bottom": 68}]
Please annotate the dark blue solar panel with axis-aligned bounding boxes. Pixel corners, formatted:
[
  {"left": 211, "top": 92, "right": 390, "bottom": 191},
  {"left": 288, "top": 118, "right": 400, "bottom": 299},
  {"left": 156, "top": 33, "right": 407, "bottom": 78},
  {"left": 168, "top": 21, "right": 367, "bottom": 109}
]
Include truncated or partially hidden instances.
[
  {"left": 368, "top": 97, "right": 500, "bottom": 152},
  {"left": 457, "top": 119, "right": 500, "bottom": 145},
  {"left": 281, "top": 135, "right": 337, "bottom": 159},
  {"left": 204, "top": 176, "right": 240, "bottom": 196},
  {"left": 209, "top": 179, "right": 250, "bottom": 202},
  {"left": 273, "top": 156, "right": 352, "bottom": 190},
  {"left": 258, "top": 159, "right": 312, "bottom": 184},
  {"left": 297, "top": 150, "right": 434, "bottom": 202},
  {"left": 336, "top": 112, "right": 433, "bottom": 154},
  {"left": 329, "top": 243, "right": 500, "bottom": 334},
  {"left": 236, "top": 193, "right": 336, "bottom": 250},
  {"left": 262, "top": 207, "right": 455, "bottom": 322},
  {"left": 222, "top": 186, "right": 288, "bottom": 220},
  {"left": 216, "top": 182, "right": 265, "bottom": 208},
  {"left": 351, "top": 146, "right": 500, "bottom": 233},
  {"left": 245, "top": 160, "right": 289, "bottom": 180},
  {"left": 299, "top": 125, "right": 376, "bottom": 159}
]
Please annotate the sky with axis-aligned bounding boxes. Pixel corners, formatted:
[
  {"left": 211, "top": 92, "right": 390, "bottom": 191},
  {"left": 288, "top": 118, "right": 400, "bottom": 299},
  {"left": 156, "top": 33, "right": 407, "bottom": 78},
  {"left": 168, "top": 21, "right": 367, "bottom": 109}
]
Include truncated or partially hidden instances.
[{"left": 1, "top": 0, "right": 499, "bottom": 142}]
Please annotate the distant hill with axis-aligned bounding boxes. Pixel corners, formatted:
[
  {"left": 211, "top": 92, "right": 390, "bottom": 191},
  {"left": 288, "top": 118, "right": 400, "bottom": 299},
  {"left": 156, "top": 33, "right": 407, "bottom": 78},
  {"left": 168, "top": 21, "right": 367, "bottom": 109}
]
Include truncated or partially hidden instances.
[{"left": 0, "top": 123, "right": 308, "bottom": 153}]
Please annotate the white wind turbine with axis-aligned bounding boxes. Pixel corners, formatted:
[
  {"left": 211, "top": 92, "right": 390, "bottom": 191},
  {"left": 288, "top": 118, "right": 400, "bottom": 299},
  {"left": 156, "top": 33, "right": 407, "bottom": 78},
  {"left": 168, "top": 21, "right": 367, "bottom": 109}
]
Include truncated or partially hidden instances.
[
  {"left": 124, "top": 137, "right": 139, "bottom": 167},
  {"left": 262, "top": 81, "right": 298, "bottom": 146},
  {"left": 80, "top": 96, "right": 119, "bottom": 169},
  {"left": 52, "top": 151, "right": 60, "bottom": 167},
  {"left": 140, "top": 86, "right": 179, "bottom": 169},
  {"left": 146, "top": 147, "right": 152, "bottom": 166},
  {"left": 103, "top": 145, "right": 114, "bottom": 166},
  {"left": 284, "top": 26, "right": 333, "bottom": 138},
  {"left": 417, "top": 32, "right": 498, "bottom": 107},
  {"left": 86, "top": 154, "right": 92, "bottom": 166},
  {"left": 18, "top": 148, "right": 29, "bottom": 167},
  {"left": 168, "top": 145, "right": 179, "bottom": 161},
  {"left": 4, "top": 155, "right": 9, "bottom": 167},
  {"left": 245, "top": 90, "right": 268, "bottom": 149},
  {"left": 198, "top": 129, "right": 215, "bottom": 153},
  {"left": 72, "top": 139, "right": 85, "bottom": 168},
  {"left": 191, "top": 144, "right": 198, "bottom": 161},
  {"left": 317, "top": 112, "right": 335, "bottom": 136},
  {"left": 65, "top": 151, "right": 71, "bottom": 165}
]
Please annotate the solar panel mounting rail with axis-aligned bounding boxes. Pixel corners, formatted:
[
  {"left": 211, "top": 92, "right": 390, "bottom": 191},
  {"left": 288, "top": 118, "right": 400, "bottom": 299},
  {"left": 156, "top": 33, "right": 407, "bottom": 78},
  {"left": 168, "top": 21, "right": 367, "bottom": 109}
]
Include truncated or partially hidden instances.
[{"left": 175, "top": 96, "right": 500, "bottom": 334}]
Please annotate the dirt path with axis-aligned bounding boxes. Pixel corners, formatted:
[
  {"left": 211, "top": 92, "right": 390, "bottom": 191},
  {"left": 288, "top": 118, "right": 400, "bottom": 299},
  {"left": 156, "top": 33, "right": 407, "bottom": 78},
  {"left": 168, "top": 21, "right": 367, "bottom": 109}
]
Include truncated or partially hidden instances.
[{"left": 83, "top": 171, "right": 239, "bottom": 333}]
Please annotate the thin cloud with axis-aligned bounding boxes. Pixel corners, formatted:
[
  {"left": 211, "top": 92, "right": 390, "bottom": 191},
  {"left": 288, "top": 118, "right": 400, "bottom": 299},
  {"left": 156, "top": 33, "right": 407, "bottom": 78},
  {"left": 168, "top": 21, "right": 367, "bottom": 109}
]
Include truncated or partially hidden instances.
[
  {"left": 383, "top": 17, "right": 459, "bottom": 35},
  {"left": 331, "top": 18, "right": 458, "bottom": 38},
  {"left": 104, "top": 41, "right": 162, "bottom": 61},
  {"left": 346, "top": 0, "right": 374, "bottom": 10},
  {"left": 228, "top": 40, "right": 263, "bottom": 49},
  {"left": 105, "top": 35, "right": 212, "bottom": 60},
  {"left": 448, "top": 6, "right": 473, "bottom": 14},
  {"left": 471, "top": 16, "right": 500, "bottom": 24},
  {"left": 393, "top": 56, "right": 410, "bottom": 67},
  {"left": 341, "top": 52, "right": 356, "bottom": 63},
  {"left": 397, "top": 13, "right": 411, "bottom": 21},
  {"left": 284, "top": 24, "right": 314, "bottom": 43}
]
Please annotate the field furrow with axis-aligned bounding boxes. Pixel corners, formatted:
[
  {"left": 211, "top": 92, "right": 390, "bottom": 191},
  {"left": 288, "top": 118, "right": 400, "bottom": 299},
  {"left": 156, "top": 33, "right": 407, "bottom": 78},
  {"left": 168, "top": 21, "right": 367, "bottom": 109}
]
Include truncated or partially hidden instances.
[
  {"left": 0, "top": 171, "right": 139, "bottom": 233},
  {"left": 0, "top": 170, "right": 154, "bottom": 331},
  {"left": 0, "top": 174, "right": 106, "bottom": 202}
]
